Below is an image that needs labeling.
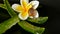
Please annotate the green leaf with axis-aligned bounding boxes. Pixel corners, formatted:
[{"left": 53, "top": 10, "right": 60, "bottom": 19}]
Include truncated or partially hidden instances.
[
  {"left": 27, "top": 17, "right": 48, "bottom": 24},
  {"left": 0, "top": 4, "right": 7, "bottom": 10},
  {"left": 18, "top": 21, "right": 45, "bottom": 34},
  {"left": 3, "top": 0, "right": 17, "bottom": 17},
  {"left": 0, "top": 16, "right": 19, "bottom": 34}
]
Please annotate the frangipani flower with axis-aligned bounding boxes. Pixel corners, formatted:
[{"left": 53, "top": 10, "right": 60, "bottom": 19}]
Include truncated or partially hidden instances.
[{"left": 12, "top": 0, "right": 39, "bottom": 20}]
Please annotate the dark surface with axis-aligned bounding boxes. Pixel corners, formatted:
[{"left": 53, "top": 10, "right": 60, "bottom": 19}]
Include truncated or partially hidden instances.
[
  {"left": 40, "top": 0, "right": 60, "bottom": 34},
  {"left": 0, "top": 0, "right": 60, "bottom": 34}
]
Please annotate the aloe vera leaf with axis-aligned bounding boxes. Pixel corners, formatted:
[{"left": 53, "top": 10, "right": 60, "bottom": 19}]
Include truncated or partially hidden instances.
[
  {"left": 3, "top": 0, "right": 17, "bottom": 17},
  {"left": 0, "top": 4, "right": 7, "bottom": 10},
  {"left": 27, "top": 17, "right": 48, "bottom": 24},
  {"left": 18, "top": 21, "right": 45, "bottom": 34},
  {"left": 1, "top": 0, "right": 46, "bottom": 34},
  {"left": 0, "top": 16, "right": 19, "bottom": 34}
]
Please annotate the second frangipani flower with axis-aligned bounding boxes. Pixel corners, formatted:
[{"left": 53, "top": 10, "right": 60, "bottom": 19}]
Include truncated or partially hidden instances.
[{"left": 12, "top": 0, "right": 39, "bottom": 20}]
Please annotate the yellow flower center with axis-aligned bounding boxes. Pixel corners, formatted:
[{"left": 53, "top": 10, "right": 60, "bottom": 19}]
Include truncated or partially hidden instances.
[{"left": 20, "top": 0, "right": 32, "bottom": 18}]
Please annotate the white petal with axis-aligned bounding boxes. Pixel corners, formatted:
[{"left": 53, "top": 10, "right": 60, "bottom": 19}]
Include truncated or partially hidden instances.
[
  {"left": 35, "top": 10, "right": 39, "bottom": 18},
  {"left": 18, "top": 13, "right": 29, "bottom": 20},
  {"left": 12, "top": 4, "right": 22, "bottom": 12},
  {"left": 29, "top": 10, "right": 39, "bottom": 18},
  {"left": 29, "top": 1, "right": 39, "bottom": 9},
  {"left": 20, "top": 0, "right": 29, "bottom": 5},
  {"left": 29, "top": 16, "right": 33, "bottom": 18}
]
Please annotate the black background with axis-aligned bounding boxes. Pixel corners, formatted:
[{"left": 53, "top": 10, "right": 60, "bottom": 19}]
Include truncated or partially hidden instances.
[{"left": 0, "top": 0, "right": 60, "bottom": 34}]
